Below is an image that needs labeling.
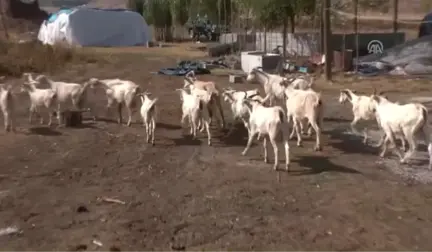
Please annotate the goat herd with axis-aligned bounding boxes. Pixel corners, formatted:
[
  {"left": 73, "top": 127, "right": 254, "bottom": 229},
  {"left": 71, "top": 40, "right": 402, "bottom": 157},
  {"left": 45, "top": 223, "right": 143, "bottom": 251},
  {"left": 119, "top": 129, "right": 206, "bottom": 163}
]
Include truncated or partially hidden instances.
[{"left": 0, "top": 68, "right": 431, "bottom": 171}]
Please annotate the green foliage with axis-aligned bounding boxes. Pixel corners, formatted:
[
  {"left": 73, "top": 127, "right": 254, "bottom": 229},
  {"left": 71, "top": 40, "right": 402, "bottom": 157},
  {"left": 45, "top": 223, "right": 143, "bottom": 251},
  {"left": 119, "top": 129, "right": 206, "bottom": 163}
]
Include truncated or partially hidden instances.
[
  {"left": 127, "top": 0, "right": 144, "bottom": 16},
  {"left": 143, "top": 0, "right": 172, "bottom": 28},
  {"left": 169, "top": 0, "right": 190, "bottom": 25},
  {"left": 250, "top": 0, "right": 316, "bottom": 29}
]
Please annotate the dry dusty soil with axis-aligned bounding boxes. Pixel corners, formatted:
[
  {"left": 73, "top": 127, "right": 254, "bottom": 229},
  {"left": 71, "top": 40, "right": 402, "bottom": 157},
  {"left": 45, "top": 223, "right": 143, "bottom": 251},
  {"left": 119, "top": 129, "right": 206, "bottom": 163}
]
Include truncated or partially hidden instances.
[{"left": 1, "top": 44, "right": 432, "bottom": 250}]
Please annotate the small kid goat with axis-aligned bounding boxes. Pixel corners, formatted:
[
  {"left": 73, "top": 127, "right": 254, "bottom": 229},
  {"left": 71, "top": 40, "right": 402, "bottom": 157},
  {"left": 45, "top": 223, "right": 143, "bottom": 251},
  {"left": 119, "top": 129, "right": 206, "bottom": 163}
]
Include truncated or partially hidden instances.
[
  {"left": 176, "top": 88, "right": 212, "bottom": 146},
  {"left": 184, "top": 71, "right": 225, "bottom": 129},
  {"left": 88, "top": 78, "right": 140, "bottom": 127},
  {"left": 21, "top": 81, "right": 57, "bottom": 126},
  {"left": 0, "top": 83, "right": 14, "bottom": 132},
  {"left": 241, "top": 93, "right": 290, "bottom": 171},
  {"left": 33, "top": 75, "right": 93, "bottom": 125},
  {"left": 139, "top": 91, "right": 158, "bottom": 145}
]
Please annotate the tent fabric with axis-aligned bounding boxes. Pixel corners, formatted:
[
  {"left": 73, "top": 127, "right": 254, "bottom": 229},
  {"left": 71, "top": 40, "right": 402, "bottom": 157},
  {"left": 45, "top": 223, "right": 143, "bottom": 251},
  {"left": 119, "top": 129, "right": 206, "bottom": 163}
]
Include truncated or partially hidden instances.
[
  {"left": 418, "top": 12, "right": 432, "bottom": 38},
  {"left": 38, "top": 7, "right": 150, "bottom": 47},
  {"left": 47, "top": 9, "right": 73, "bottom": 23}
]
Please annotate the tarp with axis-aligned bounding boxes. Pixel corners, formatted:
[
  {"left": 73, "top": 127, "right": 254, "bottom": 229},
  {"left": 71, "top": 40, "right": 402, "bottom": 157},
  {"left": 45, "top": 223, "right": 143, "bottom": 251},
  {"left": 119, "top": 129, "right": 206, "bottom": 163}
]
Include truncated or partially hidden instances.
[
  {"left": 38, "top": 7, "right": 150, "bottom": 47},
  {"left": 419, "top": 12, "right": 432, "bottom": 38},
  {"left": 355, "top": 35, "right": 432, "bottom": 76},
  {"left": 157, "top": 61, "right": 211, "bottom": 76}
]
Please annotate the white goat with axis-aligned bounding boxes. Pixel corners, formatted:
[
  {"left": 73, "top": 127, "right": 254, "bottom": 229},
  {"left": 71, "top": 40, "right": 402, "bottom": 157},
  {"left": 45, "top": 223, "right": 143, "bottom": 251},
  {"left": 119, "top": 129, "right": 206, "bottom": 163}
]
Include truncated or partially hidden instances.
[
  {"left": 183, "top": 71, "right": 225, "bottom": 129},
  {"left": 283, "top": 74, "right": 315, "bottom": 90},
  {"left": 246, "top": 67, "right": 286, "bottom": 106},
  {"left": 370, "top": 94, "right": 432, "bottom": 168},
  {"left": 222, "top": 88, "right": 263, "bottom": 135},
  {"left": 33, "top": 75, "right": 93, "bottom": 125},
  {"left": 241, "top": 95, "right": 290, "bottom": 171},
  {"left": 139, "top": 91, "right": 158, "bottom": 145},
  {"left": 283, "top": 86, "right": 324, "bottom": 151},
  {"left": 339, "top": 89, "right": 407, "bottom": 149},
  {"left": 88, "top": 78, "right": 140, "bottom": 127},
  {"left": 21, "top": 81, "right": 57, "bottom": 126},
  {"left": 176, "top": 88, "right": 212, "bottom": 146},
  {"left": 0, "top": 84, "right": 14, "bottom": 132}
]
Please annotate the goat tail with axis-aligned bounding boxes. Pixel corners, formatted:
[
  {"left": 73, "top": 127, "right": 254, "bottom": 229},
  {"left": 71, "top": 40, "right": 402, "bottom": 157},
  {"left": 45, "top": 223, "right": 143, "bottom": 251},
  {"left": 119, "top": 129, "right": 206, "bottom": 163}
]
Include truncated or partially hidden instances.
[
  {"left": 5, "top": 89, "right": 12, "bottom": 102},
  {"left": 315, "top": 95, "right": 324, "bottom": 127},
  {"left": 148, "top": 98, "right": 158, "bottom": 112},
  {"left": 47, "top": 93, "right": 57, "bottom": 107},
  {"left": 416, "top": 104, "right": 429, "bottom": 134},
  {"left": 138, "top": 94, "right": 145, "bottom": 104}
]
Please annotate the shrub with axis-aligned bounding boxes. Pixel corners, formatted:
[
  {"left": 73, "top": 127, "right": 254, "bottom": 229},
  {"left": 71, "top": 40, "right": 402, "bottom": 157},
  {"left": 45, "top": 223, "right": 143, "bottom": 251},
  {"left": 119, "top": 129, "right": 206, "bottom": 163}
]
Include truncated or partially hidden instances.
[{"left": 0, "top": 40, "right": 103, "bottom": 77}]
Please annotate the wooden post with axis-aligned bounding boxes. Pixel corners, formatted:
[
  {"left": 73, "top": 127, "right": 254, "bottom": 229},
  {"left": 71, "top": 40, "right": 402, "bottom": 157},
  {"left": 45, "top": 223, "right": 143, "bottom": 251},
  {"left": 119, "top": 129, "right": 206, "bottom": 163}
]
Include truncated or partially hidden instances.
[
  {"left": 0, "top": 0, "right": 9, "bottom": 40},
  {"left": 392, "top": 0, "right": 398, "bottom": 33},
  {"left": 323, "top": 0, "right": 331, "bottom": 80},
  {"left": 354, "top": 0, "right": 359, "bottom": 73},
  {"left": 319, "top": 2, "right": 324, "bottom": 53}
]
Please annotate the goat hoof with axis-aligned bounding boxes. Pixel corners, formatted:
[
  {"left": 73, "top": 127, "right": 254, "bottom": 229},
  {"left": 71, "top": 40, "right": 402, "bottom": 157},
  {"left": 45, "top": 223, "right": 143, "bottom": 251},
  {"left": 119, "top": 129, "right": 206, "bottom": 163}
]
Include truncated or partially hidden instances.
[
  {"left": 152, "top": 142, "right": 155, "bottom": 146},
  {"left": 314, "top": 146, "right": 322, "bottom": 151},
  {"left": 241, "top": 151, "right": 247, "bottom": 156},
  {"left": 285, "top": 165, "right": 290, "bottom": 172},
  {"left": 297, "top": 142, "right": 302, "bottom": 147},
  {"left": 273, "top": 166, "right": 278, "bottom": 171},
  {"left": 264, "top": 158, "right": 269, "bottom": 163}
]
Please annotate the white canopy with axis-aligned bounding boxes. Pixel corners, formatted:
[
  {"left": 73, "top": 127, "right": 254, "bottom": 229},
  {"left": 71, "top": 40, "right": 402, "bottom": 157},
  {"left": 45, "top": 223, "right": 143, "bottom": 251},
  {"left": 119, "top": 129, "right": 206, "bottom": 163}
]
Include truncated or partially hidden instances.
[{"left": 38, "top": 7, "right": 150, "bottom": 47}]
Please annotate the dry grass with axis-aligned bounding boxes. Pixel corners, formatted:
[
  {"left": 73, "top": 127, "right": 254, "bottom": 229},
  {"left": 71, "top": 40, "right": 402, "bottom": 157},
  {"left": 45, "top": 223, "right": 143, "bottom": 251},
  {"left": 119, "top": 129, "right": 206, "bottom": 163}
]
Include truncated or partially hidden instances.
[
  {"left": 0, "top": 41, "right": 106, "bottom": 77},
  {"left": 89, "top": 43, "right": 207, "bottom": 59},
  {"left": 314, "top": 73, "right": 432, "bottom": 95}
]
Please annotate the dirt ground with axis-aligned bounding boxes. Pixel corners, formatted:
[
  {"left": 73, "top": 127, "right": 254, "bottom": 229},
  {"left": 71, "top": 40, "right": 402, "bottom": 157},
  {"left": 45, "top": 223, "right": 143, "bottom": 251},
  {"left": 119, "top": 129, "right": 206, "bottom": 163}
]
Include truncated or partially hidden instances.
[{"left": 2, "top": 44, "right": 432, "bottom": 251}]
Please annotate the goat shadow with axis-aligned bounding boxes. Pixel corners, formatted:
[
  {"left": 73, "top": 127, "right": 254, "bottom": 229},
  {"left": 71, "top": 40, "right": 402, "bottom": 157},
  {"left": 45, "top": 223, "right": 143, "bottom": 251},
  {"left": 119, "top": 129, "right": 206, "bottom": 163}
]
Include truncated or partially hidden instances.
[
  {"left": 289, "top": 155, "right": 361, "bottom": 175},
  {"left": 65, "top": 122, "right": 98, "bottom": 129},
  {"left": 171, "top": 134, "right": 202, "bottom": 146},
  {"left": 28, "top": 127, "right": 62, "bottom": 136},
  {"left": 220, "top": 122, "right": 249, "bottom": 147},
  {"left": 327, "top": 128, "right": 378, "bottom": 155},
  {"left": 157, "top": 122, "right": 182, "bottom": 130}
]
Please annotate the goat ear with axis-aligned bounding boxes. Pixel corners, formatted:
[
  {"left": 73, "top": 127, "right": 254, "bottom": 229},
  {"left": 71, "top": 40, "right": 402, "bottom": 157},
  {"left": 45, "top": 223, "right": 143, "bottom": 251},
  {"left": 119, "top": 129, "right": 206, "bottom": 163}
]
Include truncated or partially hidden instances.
[{"left": 371, "top": 95, "right": 380, "bottom": 102}]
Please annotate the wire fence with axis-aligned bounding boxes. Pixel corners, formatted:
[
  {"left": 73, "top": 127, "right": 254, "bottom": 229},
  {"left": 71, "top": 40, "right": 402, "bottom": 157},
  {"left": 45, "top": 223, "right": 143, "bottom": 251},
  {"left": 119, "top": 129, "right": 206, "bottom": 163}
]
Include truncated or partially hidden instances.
[{"left": 147, "top": 0, "right": 429, "bottom": 60}]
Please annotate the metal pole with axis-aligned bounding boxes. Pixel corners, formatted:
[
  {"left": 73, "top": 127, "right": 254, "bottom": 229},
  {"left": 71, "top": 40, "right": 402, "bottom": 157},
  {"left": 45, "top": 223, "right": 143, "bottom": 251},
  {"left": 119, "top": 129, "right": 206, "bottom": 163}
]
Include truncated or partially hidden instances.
[
  {"left": 323, "top": 0, "right": 332, "bottom": 80},
  {"left": 393, "top": 0, "right": 398, "bottom": 33}
]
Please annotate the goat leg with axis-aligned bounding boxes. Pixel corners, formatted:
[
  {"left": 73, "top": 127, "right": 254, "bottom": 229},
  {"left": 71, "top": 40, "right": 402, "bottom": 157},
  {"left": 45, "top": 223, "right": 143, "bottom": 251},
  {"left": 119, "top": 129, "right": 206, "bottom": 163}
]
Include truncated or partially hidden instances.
[
  {"left": 263, "top": 137, "right": 268, "bottom": 163},
  {"left": 117, "top": 104, "right": 123, "bottom": 125},
  {"left": 126, "top": 106, "right": 132, "bottom": 127},
  {"left": 242, "top": 130, "right": 256, "bottom": 156}
]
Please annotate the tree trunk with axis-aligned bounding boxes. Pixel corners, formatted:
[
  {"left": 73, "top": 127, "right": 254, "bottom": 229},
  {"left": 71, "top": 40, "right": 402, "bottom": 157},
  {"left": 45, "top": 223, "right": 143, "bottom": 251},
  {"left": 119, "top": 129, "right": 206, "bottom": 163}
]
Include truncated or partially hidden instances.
[
  {"left": 289, "top": 14, "right": 295, "bottom": 33},
  {"left": 263, "top": 27, "right": 267, "bottom": 52}
]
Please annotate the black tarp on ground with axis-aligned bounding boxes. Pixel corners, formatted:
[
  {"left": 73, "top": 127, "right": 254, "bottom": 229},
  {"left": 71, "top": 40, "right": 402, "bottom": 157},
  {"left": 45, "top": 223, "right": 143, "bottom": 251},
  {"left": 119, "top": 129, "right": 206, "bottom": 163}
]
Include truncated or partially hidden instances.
[
  {"left": 355, "top": 35, "right": 432, "bottom": 75},
  {"left": 419, "top": 12, "right": 432, "bottom": 38}
]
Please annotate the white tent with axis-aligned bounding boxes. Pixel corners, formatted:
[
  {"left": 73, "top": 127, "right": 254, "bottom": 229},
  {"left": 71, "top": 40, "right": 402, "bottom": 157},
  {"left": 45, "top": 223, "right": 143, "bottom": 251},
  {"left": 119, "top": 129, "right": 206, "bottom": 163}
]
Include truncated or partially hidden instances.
[{"left": 38, "top": 7, "right": 150, "bottom": 47}]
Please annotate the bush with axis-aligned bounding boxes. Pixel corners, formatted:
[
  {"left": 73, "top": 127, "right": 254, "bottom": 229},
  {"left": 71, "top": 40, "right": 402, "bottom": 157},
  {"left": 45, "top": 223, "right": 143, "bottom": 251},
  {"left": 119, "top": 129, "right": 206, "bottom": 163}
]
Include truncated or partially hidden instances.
[{"left": 0, "top": 41, "right": 102, "bottom": 77}]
